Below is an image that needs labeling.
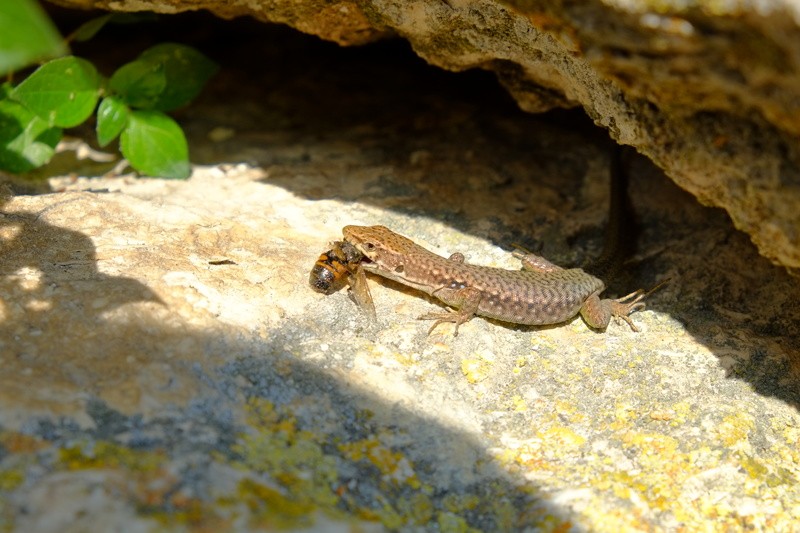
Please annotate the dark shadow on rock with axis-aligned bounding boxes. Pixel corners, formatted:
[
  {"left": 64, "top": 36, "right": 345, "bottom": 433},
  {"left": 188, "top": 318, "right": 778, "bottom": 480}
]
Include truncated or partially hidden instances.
[
  {"left": 0, "top": 207, "right": 161, "bottom": 319},
  {"left": 0, "top": 299, "right": 582, "bottom": 528},
  {"left": 0, "top": 208, "right": 161, "bottom": 314},
  {"left": 0, "top": 192, "right": 576, "bottom": 529}
]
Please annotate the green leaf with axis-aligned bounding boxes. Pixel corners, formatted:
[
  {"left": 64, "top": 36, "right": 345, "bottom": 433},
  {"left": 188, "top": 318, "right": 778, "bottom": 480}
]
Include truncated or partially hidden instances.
[
  {"left": 108, "top": 44, "right": 217, "bottom": 111},
  {"left": 69, "top": 13, "right": 114, "bottom": 42},
  {"left": 11, "top": 56, "right": 100, "bottom": 128},
  {"left": 0, "top": 96, "right": 62, "bottom": 173},
  {"left": 136, "top": 43, "right": 218, "bottom": 111},
  {"left": 109, "top": 59, "right": 166, "bottom": 109},
  {"left": 96, "top": 96, "right": 129, "bottom": 147},
  {"left": 0, "top": 0, "right": 66, "bottom": 75},
  {"left": 120, "top": 110, "right": 190, "bottom": 179},
  {"left": 0, "top": 82, "right": 13, "bottom": 100}
]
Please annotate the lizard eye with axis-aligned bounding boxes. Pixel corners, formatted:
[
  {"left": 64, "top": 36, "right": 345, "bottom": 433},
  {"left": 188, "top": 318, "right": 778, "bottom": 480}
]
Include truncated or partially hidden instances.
[
  {"left": 394, "top": 265, "right": 404, "bottom": 273},
  {"left": 365, "top": 242, "right": 375, "bottom": 250}
]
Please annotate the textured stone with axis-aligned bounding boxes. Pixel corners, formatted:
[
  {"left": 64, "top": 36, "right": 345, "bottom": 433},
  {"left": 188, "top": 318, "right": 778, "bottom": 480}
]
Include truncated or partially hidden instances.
[
  {"left": 2, "top": 21, "right": 799, "bottom": 532},
  {"left": 45, "top": 0, "right": 800, "bottom": 270}
]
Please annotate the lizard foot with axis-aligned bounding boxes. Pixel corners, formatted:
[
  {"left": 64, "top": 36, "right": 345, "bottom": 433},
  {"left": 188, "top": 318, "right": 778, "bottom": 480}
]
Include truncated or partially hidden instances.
[
  {"left": 611, "top": 278, "right": 671, "bottom": 332},
  {"left": 418, "top": 310, "right": 472, "bottom": 336}
]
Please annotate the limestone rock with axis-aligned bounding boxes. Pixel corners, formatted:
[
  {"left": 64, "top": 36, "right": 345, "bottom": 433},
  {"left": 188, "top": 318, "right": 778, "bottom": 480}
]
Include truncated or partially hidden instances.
[
  {"left": 2, "top": 18, "right": 799, "bottom": 532},
  {"left": 45, "top": 0, "right": 800, "bottom": 270}
]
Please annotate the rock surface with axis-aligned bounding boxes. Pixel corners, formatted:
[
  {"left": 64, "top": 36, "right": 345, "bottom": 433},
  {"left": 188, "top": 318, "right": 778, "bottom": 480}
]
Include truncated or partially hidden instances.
[
  {"left": 46, "top": 0, "right": 800, "bottom": 272},
  {"left": 2, "top": 16, "right": 800, "bottom": 532}
]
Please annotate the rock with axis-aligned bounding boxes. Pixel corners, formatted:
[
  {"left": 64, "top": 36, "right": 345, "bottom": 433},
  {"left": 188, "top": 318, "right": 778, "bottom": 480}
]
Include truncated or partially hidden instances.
[
  {"left": 2, "top": 18, "right": 799, "bottom": 532},
  {"left": 45, "top": 0, "right": 800, "bottom": 270}
]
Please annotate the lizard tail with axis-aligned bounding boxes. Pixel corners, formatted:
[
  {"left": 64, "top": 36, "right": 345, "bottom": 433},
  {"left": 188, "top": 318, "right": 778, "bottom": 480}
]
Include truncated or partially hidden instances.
[{"left": 585, "top": 145, "right": 638, "bottom": 281}]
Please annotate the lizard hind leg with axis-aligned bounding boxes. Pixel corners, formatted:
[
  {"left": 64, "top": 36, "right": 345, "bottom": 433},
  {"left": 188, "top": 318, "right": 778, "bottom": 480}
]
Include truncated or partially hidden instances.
[
  {"left": 581, "top": 278, "right": 670, "bottom": 332},
  {"left": 512, "top": 248, "right": 563, "bottom": 273},
  {"left": 609, "top": 289, "right": 648, "bottom": 332},
  {"left": 580, "top": 289, "right": 647, "bottom": 332},
  {"left": 612, "top": 278, "right": 671, "bottom": 331}
]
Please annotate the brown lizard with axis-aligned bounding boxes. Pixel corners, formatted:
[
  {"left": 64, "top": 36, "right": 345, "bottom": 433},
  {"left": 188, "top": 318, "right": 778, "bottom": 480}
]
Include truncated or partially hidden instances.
[{"left": 340, "top": 149, "right": 664, "bottom": 335}]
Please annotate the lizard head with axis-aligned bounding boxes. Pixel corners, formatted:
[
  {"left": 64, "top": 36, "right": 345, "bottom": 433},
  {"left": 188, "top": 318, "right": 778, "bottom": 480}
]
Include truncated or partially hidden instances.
[{"left": 342, "top": 225, "right": 413, "bottom": 275}]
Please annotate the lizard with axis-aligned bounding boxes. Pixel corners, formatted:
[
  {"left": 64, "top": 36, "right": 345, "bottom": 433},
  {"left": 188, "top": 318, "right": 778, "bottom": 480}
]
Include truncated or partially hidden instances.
[{"left": 339, "top": 148, "right": 664, "bottom": 335}]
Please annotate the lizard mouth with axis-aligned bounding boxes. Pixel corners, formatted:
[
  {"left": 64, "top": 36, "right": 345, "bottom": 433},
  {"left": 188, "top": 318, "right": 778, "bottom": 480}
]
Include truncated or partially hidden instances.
[
  {"left": 349, "top": 242, "right": 376, "bottom": 262},
  {"left": 355, "top": 253, "right": 378, "bottom": 270}
]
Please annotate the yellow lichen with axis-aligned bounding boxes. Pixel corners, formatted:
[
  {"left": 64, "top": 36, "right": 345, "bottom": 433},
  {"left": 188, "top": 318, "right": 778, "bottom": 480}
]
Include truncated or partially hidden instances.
[
  {"left": 671, "top": 401, "right": 692, "bottom": 425},
  {"left": 437, "top": 511, "right": 475, "bottom": 533},
  {"left": 460, "top": 356, "right": 492, "bottom": 384},
  {"left": 397, "top": 492, "right": 435, "bottom": 525},
  {"left": 737, "top": 451, "right": 797, "bottom": 487},
  {"left": 511, "top": 394, "right": 528, "bottom": 412},
  {"left": 716, "top": 412, "right": 755, "bottom": 447},
  {"left": 612, "top": 402, "right": 636, "bottom": 427},
  {"left": 338, "top": 436, "right": 420, "bottom": 489},
  {"left": 554, "top": 399, "right": 585, "bottom": 423},
  {"left": 235, "top": 399, "right": 340, "bottom": 516},
  {"left": 58, "top": 441, "right": 166, "bottom": 472},
  {"left": 0, "top": 468, "right": 24, "bottom": 491},
  {"left": 502, "top": 440, "right": 550, "bottom": 471},
  {"left": 539, "top": 426, "right": 586, "bottom": 451},
  {"left": 442, "top": 492, "right": 480, "bottom": 513},
  {"left": 621, "top": 432, "right": 679, "bottom": 463},
  {"left": 236, "top": 478, "right": 316, "bottom": 529}
]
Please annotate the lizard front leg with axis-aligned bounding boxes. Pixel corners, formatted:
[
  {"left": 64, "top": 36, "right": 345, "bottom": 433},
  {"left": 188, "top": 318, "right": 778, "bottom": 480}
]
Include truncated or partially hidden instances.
[{"left": 418, "top": 286, "right": 483, "bottom": 336}]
